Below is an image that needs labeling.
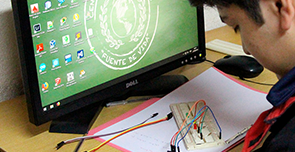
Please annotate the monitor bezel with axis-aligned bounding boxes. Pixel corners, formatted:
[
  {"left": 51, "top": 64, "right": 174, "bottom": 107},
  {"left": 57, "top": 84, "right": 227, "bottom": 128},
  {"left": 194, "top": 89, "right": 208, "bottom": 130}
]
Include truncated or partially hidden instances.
[{"left": 12, "top": 0, "right": 206, "bottom": 126}]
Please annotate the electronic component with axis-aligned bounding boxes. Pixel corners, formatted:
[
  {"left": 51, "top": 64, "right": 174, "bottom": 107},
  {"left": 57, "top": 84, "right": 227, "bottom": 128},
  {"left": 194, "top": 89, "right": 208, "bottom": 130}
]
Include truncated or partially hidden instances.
[
  {"left": 170, "top": 101, "right": 224, "bottom": 150},
  {"left": 12, "top": 0, "right": 206, "bottom": 134}
]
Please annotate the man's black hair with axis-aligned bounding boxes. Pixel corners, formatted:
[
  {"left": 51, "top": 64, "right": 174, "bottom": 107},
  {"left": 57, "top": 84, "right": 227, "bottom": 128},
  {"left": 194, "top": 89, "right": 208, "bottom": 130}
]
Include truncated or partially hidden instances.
[{"left": 189, "top": 0, "right": 264, "bottom": 25}]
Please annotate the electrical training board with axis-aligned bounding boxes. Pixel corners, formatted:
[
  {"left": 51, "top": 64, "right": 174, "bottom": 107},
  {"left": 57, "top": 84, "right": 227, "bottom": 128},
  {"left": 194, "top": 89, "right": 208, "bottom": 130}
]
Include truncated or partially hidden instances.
[{"left": 170, "top": 101, "right": 225, "bottom": 150}]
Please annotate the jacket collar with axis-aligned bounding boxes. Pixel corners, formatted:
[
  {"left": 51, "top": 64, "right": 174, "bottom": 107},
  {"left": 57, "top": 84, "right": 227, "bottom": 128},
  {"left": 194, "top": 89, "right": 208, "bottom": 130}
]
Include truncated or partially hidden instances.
[{"left": 267, "top": 67, "right": 295, "bottom": 106}]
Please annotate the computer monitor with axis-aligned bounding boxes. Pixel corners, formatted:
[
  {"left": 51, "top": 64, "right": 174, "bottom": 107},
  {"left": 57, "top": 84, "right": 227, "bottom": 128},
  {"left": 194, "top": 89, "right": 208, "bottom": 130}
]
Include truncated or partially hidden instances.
[{"left": 11, "top": 0, "right": 206, "bottom": 134}]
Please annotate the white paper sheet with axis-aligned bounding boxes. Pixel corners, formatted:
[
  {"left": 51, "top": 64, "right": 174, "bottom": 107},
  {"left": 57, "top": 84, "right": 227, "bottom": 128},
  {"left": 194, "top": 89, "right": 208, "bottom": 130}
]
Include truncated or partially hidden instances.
[{"left": 90, "top": 67, "right": 272, "bottom": 152}]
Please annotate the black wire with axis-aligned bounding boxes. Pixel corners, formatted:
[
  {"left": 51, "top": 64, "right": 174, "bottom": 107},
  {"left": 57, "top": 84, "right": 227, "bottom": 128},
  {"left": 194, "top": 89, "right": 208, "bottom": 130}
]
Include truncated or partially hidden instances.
[
  {"left": 93, "top": 113, "right": 158, "bottom": 137},
  {"left": 205, "top": 59, "right": 274, "bottom": 86},
  {"left": 73, "top": 138, "right": 84, "bottom": 152},
  {"left": 205, "top": 59, "right": 215, "bottom": 64},
  {"left": 56, "top": 113, "right": 159, "bottom": 150},
  {"left": 239, "top": 77, "right": 274, "bottom": 86}
]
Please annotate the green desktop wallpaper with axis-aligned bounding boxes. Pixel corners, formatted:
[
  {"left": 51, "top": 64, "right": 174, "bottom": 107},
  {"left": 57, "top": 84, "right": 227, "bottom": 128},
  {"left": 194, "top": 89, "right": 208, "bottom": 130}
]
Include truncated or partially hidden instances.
[{"left": 27, "top": 0, "right": 199, "bottom": 109}]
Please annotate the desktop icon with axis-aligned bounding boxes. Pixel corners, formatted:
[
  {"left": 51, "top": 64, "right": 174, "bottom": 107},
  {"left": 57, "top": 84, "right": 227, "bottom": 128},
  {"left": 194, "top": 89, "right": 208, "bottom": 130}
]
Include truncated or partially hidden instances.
[
  {"left": 49, "top": 39, "right": 56, "bottom": 49},
  {"left": 60, "top": 17, "right": 67, "bottom": 26},
  {"left": 77, "top": 50, "right": 84, "bottom": 59},
  {"left": 88, "top": 28, "right": 93, "bottom": 36},
  {"left": 86, "top": 11, "right": 92, "bottom": 19},
  {"left": 55, "top": 77, "right": 61, "bottom": 86},
  {"left": 64, "top": 53, "right": 72, "bottom": 63},
  {"left": 47, "top": 21, "right": 54, "bottom": 29},
  {"left": 36, "top": 43, "right": 44, "bottom": 53},
  {"left": 90, "top": 47, "right": 96, "bottom": 54},
  {"left": 80, "top": 69, "right": 85, "bottom": 77},
  {"left": 52, "top": 58, "right": 60, "bottom": 68},
  {"left": 67, "top": 72, "right": 74, "bottom": 82},
  {"left": 33, "top": 23, "right": 41, "bottom": 33},
  {"left": 75, "top": 31, "right": 82, "bottom": 40},
  {"left": 42, "top": 82, "right": 49, "bottom": 91},
  {"left": 39, "top": 63, "right": 46, "bottom": 72},
  {"left": 30, "top": 3, "right": 39, "bottom": 13},
  {"left": 62, "top": 35, "right": 70, "bottom": 45},
  {"left": 73, "top": 13, "right": 79, "bottom": 22},
  {"left": 58, "top": 0, "right": 65, "bottom": 6},
  {"left": 44, "top": 1, "right": 52, "bottom": 10}
]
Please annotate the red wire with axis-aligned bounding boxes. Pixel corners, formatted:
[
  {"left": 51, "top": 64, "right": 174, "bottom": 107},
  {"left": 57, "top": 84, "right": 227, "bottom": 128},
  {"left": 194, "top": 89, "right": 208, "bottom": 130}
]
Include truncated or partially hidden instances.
[
  {"left": 88, "top": 117, "right": 168, "bottom": 152},
  {"left": 170, "top": 100, "right": 207, "bottom": 145}
]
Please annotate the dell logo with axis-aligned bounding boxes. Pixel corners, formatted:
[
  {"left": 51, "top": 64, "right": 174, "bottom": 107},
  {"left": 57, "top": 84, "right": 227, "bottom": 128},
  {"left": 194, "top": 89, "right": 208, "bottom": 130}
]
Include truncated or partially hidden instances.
[{"left": 126, "top": 79, "right": 139, "bottom": 88}]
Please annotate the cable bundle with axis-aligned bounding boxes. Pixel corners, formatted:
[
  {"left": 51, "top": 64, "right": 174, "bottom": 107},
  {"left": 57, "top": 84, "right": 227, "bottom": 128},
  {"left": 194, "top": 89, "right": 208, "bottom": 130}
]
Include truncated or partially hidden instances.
[
  {"left": 169, "top": 100, "right": 222, "bottom": 152},
  {"left": 56, "top": 112, "right": 173, "bottom": 152}
]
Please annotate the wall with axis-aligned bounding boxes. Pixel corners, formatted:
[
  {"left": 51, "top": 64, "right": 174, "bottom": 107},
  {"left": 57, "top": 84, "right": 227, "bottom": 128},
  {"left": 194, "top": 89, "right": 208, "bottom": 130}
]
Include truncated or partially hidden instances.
[
  {"left": 0, "top": 3, "right": 224, "bottom": 102},
  {"left": 0, "top": 1, "right": 23, "bottom": 102},
  {"left": 204, "top": 6, "right": 226, "bottom": 31}
]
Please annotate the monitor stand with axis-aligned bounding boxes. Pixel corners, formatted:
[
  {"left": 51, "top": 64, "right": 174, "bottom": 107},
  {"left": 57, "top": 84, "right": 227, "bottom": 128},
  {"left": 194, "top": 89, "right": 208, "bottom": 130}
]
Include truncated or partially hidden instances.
[
  {"left": 49, "top": 101, "right": 103, "bottom": 134},
  {"left": 49, "top": 74, "right": 188, "bottom": 134}
]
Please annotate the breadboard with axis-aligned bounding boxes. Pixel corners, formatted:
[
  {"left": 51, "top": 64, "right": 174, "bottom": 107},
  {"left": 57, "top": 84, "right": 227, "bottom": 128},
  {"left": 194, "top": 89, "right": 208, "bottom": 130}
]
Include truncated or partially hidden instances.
[{"left": 170, "top": 101, "right": 224, "bottom": 150}]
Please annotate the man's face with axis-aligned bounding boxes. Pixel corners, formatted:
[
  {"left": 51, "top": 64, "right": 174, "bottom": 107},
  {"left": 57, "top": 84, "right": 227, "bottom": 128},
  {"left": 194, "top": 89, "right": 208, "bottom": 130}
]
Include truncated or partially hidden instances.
[{"left": 217, "top": 2, "right": 295, "bottom": 78}]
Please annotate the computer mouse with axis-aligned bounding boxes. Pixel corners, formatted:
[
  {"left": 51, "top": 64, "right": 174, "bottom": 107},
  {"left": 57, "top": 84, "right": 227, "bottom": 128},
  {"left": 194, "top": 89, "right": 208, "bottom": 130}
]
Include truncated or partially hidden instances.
[{"left": 213, "top": 55, "right": 264, "bottom": 78}]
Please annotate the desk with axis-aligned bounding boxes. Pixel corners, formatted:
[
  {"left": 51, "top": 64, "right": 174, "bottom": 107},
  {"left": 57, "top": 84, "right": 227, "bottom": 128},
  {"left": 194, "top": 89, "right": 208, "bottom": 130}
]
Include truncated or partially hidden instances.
[{"left": 0, "top": 26, "right": 278, "bottom": 152}]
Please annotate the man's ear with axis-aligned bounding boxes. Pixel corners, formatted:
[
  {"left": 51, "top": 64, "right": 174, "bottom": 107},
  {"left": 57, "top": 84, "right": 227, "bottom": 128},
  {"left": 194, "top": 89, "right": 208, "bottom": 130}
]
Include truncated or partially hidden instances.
[{"left": 278, "top": 0, "right": 295, "bottom": 30}]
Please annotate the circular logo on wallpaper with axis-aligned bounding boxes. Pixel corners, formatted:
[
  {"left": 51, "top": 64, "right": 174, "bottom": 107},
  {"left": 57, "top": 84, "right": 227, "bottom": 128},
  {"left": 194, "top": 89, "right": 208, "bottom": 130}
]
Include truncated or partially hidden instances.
[{"left": 84, "top": 0, "right": 158, "bottom": 70}]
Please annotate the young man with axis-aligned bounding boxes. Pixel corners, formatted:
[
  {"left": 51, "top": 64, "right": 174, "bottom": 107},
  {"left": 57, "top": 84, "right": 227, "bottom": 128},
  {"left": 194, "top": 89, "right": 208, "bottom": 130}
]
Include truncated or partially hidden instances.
[{"left": 189, "top": 0, "right": 295, "bottom": 151}]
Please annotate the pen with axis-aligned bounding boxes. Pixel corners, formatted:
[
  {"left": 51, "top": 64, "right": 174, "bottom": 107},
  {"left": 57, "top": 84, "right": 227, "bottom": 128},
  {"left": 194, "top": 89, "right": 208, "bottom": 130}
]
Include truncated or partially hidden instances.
[
  {"left": 225, "top": 125, "right": 252, "bottom": 144},
  {"left": 105, "top": 95, "right": 164, "bottom": 107}
]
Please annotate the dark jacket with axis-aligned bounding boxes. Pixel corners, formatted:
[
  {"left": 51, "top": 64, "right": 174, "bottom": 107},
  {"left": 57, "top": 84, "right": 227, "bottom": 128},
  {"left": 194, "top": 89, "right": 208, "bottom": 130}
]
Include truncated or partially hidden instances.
[{"left": 243, "top": 67, "right": 295, "bottom": 152}]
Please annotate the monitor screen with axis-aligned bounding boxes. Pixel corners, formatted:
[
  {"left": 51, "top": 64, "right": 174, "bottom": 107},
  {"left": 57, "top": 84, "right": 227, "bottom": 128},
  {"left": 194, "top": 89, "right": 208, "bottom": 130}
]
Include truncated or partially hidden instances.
[{"left": 12, "top": 0, "right": 206, "bottom": 130}]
